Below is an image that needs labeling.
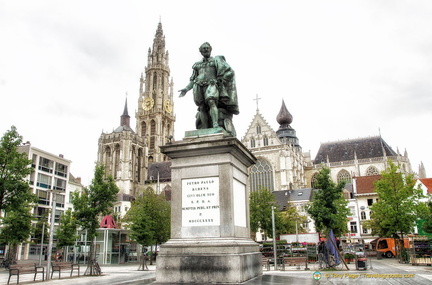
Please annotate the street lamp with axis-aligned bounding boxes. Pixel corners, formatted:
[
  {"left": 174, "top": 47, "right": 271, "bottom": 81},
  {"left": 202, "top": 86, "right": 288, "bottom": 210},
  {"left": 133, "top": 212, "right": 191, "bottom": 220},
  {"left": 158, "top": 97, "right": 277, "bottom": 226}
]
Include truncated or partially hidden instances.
[
  {"left": 46, "top": 189, "right": 62, "bottom": 280},
  {"left": 271, "top": 206, "right": 277, "bottom": 270}
]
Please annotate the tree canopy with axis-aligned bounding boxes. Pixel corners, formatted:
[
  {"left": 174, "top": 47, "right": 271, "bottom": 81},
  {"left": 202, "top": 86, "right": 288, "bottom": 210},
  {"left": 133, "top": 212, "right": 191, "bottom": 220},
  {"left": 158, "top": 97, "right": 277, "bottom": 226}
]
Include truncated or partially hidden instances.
[
  {"left": 72, "top": 164, "right": 119, "bottom": 240},
  {"left": 367, "top": 160, "right": 426, "bottom": 238},
  {"left": 123, "top": 187, "right": 170, "bottom": 247},
  {"left": 278, "top": 202, "right": 308, "bottom": 235},
  {"left": 56, "top": 209, "right": 78, "bottom": 248},
  {"left": 0, "top": 126, "right": 35, "bottom": 214},
  {"left": 0, "top": 204, "right": 34, "bottom": 262},
  {"left": 71, "top": 164, "right": 118, "bottom": 274},
  {"left": 306, "top": 166, "right": 349, "bottom": 237},
  {"left": 249, "top": 187, "right": 278, "bottom": 239}
]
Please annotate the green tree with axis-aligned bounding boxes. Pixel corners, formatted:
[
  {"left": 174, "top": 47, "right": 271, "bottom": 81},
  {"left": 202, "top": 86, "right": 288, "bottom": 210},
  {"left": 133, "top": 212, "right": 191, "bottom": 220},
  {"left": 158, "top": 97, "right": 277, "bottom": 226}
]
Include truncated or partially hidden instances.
[
  {"left": 0, "top": 126, "right": 36, "bottom": 263},
  {"left": 306, "top": 166, "right": 350, "bottom": 237},
  {"left": 72, "top": 164, "right": 118, "bottom": 275},
  {"left": 0, "top": 205, "right": 34, "bottom": 263},
  {"left": 249, "top": 188, "right": 278, "bottom": 240},
  {"left": 56, "top": 209, "right": 78, "bottom": 249},
  {"left": 278, "top": 202, "right": 308, "bottom": 235},
  {"left": 33, "top": 212, "right": 49, "bottom": 245},
  {"left": 422, "top": 200, "right": 432, "bottom": 234},
  {"left": 0, "top": 126, "right": 34, "bottom": 214},
  {"left": 369, "top": 160, "right": 426, "bottom": 238},
  {"left": 123, "top": 187, "right": 170, "bottom": 251}
]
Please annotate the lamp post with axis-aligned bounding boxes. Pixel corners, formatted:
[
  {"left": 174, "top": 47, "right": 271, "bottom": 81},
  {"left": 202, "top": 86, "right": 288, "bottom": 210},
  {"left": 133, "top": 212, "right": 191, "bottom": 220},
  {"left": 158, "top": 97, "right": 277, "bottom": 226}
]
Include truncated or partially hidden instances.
[
  {"left": 38, "top": 222, "right": 45, "bottom": 266},
  {"left": 46, "top": 189, "right": 61, "bottom": 280},
  {"left": 271, "top": 206, "right": 277, "bottom": 271}
]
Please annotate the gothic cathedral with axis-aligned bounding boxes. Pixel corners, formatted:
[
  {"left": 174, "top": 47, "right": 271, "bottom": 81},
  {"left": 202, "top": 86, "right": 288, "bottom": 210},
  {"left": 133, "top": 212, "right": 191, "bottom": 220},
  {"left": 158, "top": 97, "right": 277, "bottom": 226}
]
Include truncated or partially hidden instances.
[{"left": 97, "top": 22, "right": 174, "bottom": 201}]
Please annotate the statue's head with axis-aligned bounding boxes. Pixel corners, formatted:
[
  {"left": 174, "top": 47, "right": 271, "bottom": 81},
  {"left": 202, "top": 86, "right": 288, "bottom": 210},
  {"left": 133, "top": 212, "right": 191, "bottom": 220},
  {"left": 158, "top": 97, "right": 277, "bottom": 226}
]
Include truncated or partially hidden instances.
[{"left": 199, "top": 42, "right": 212, "bottom": 58}]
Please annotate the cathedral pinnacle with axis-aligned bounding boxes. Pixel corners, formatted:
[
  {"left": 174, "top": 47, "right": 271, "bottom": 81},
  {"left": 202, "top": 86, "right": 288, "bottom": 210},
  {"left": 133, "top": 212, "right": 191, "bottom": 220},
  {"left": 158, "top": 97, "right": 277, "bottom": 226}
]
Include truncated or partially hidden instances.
[
  {"left": 276, "top": 99, "right": 293, "bottom": 128},
  {"left": 121, "top": 97, "right": 130, "bottom": 127}
]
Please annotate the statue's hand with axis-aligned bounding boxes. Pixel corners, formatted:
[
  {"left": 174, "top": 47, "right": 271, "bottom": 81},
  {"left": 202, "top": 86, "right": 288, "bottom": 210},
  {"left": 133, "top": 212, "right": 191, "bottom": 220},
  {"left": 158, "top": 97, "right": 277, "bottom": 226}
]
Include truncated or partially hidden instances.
[{"left": 179, "top": 89, "right": 188, "bottom": 97}]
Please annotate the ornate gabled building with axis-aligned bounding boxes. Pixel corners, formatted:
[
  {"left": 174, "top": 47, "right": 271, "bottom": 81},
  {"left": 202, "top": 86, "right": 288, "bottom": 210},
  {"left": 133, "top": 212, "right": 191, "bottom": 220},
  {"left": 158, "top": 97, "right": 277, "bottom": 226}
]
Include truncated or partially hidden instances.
[
  {"left": 241, "top": 100, "right": 311, "bottom": 192},
  {"left": 97, "top": 22, "right": 174, "bottom": 217},
  {"left": 308, "top": 136, "right": 413, "bottom": 188}
]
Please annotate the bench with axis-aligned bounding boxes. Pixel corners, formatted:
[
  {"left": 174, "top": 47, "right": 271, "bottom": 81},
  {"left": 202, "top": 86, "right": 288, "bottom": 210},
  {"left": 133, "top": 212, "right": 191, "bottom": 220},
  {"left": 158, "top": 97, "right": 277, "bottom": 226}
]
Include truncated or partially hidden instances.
[
  {"left": 261, "top": 257, "right": 270, "bottom": 271},
  {"left": 51, "top": 261, "right": 80, "bottom": 279},
  {"left": 279, "top": 256, "right": 307, "bottom": 270},
  {"left": 8, "top": 263, "right": 45, "bottom": 284}
]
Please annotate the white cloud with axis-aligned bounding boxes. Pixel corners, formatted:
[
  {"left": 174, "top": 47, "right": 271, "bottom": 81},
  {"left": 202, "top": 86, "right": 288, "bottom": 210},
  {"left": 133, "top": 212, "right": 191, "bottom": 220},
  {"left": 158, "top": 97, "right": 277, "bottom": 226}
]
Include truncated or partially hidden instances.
[{"left": 1, "top": 0, "right": 431, "bottom": 185}]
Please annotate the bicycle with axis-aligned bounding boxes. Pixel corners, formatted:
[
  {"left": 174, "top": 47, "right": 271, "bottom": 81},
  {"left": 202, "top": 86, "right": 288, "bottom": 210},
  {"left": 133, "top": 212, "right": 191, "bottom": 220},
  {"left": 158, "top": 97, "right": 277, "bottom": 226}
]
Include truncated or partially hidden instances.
[
  {"left": 84, "top": 259, "right": 102, "bottom": 276},
  {"left": 313, "top": 252, "right": 343, "bottom": 270}
]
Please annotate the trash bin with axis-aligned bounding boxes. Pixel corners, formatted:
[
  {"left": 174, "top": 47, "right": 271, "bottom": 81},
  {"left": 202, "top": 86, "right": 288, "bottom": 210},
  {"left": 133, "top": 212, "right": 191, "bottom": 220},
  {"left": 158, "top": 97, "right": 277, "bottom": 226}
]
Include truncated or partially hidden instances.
[{"left": 356, "top": 258, "right": 367, "bottom": 270}]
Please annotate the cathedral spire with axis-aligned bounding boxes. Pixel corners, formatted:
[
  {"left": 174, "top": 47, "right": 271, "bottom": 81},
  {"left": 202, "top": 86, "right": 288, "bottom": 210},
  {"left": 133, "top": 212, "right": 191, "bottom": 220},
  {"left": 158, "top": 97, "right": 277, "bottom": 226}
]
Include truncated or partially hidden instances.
[
  {"left": 276, "top": 99, "right": 299, "bottom": 148},
  {"left": 276, "top": 99, "right": 293, "bottom": 129},
  {"left": 120, "top": 96, "right": 130, "bottom": 128}
]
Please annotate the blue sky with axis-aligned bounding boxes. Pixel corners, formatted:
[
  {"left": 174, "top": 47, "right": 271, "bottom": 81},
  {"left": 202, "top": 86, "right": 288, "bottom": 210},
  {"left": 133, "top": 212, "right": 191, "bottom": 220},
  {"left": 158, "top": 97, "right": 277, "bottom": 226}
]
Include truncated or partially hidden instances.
[{"left": 1, "top": 0, "right": 431, "bottom": 185}]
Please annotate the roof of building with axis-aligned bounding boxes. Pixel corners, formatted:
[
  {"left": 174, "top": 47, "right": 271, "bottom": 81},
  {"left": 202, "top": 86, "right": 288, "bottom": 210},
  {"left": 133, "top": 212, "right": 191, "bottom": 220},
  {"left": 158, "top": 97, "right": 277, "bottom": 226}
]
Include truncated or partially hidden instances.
[
  {"left": 419, "top": 178, "right": 432, "bottom": 194},
  {"left": 355, "top": 175, "right": 381, "bottom": 194},
  {"left": 147, "top": 161, "right": 172, "bottom": 182},
  {"left": 113, "top": 125, "right": 135, "bottom": 133},
  {"left": 313, "top": 136, "right": 398, "bottom": 164},
  {"left": 273, "top": 188, "right": 313, "bottom": 211}
]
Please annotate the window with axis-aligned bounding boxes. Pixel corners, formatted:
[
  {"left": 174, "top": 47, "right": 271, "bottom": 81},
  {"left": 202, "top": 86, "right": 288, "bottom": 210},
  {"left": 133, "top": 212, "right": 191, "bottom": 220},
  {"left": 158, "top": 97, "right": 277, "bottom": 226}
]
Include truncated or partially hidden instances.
[
  {"left": 53, "top": 178, "right": 66, "bottom": 191},
  {"left": 350, "top": 222, "right": 357, "bottom": 233},
  {"left": 256, "top": 125, "right": 261, "bottom": 134},
  {"left": 55, "top": 195, "right": 65, "bottom": 208},
  {"left": 37, "top": 173, "right": 51, "bottom": 189},
  {"left": 250, "top": 158, "right": 274, "bottom": 191},
  {"left": 55, "top": 163, "right": 68, "bottom": 177},
  {"left": 367, "top": 199, "right": 373, "bottom": 206},
  {"left": 32, "top": 154, "right": 37, "bottom": 168},
  {"left": 365, "top": 166, "right": 379, "bottom": 176},
  {"left": 34, "top": 207, "right": 48, "bottom": 219},
  {"left": 337, "top": 169, "right": 351, "bottom": 184},
  {"left": 39, "top": 157, "right": 53, "bottom": 173},
  {"left": 361, "top": 211, "right": 366, "bottom": 220},
  {"left": 150, "top": 120, "right": 156, "bottom": 149},
  {"left": 363, "top": 228, "right": 368, "bottom": 234},
  {"left": 311, "top": 173, "right": 319, "bottom": 188},
  {"left": 250, "top": 138, "right": 255, "bottom": 148},
  {"left": 37, "top": 190, "right": 49, "bottom": 205},
  {"left": 349, "top": 206, "right": 356, "bottom": 217},
  {"left": 263, "top": 136, "right": 269, "bottom": 146},
  {"left": 114, "top": 144, "right": 120, "bottom": 179},
  {"left": 141, "top": 122, "right": 147, "bottom": 136}
]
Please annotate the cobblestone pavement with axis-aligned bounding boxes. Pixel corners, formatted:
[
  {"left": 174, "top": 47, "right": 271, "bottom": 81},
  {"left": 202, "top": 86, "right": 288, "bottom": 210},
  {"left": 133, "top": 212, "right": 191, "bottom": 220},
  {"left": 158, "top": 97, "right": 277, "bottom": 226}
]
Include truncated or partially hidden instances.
[{"left": 1, "top": 258, "right": 431, "bottom": 285}]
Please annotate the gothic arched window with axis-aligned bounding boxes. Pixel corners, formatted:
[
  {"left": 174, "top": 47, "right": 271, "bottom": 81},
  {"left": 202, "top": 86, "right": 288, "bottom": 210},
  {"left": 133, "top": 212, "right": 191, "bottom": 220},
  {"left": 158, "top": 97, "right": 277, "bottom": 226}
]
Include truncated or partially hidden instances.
[
  {"left": 256, "top": 125, "right": 261, "bottom": 134},
  {"left": 250, "top": 158, "right": 274, "bottom": 192},
  {"left": 141, "top": 121, "right": 147, "bottom": 137},
  {"left": 153, "top": 72, "right": 158, "bottom": 90},
  {"left": 104, "top": 146, "right": 111, "bottom": 175},
  {"left": 263, "top": 136, "right": 269, "bottom": 146},
  {"left": 114, "top": 144, "right": 120, "bottom": 179},
  {"left": 251, "top": 138, "right": 255, "bottom": 148},
  {"left": 150, "top": 120, "right": 156, "bottom": 149},
  {"left": 361, "top": 211, "right": 366, "bottom": 220},
  {"left": 337, "top": 169, "right": 351, "bottom": 184},
  {"left": 365, "top": 166, "right": 379, "bottom": 176},
  {"left": 311, "top": 172, "right": 319, "bottom": 189},
  {"left": 137, "top": 148, "right": 143, "bottom": 183}
]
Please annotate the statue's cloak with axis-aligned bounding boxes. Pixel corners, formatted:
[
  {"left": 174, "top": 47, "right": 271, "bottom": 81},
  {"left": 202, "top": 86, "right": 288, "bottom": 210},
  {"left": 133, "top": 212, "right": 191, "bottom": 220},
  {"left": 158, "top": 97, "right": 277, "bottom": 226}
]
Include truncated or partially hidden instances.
[{"left": 214, "top": 55, "right": 239, "bottom": 115}]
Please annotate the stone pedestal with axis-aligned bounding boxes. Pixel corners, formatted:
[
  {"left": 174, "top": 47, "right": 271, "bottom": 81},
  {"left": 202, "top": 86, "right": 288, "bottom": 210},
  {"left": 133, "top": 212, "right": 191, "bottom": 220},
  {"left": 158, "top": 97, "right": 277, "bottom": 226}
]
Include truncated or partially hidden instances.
[{"left": 155, "top": 131, "right": 262, "bottom": 284}]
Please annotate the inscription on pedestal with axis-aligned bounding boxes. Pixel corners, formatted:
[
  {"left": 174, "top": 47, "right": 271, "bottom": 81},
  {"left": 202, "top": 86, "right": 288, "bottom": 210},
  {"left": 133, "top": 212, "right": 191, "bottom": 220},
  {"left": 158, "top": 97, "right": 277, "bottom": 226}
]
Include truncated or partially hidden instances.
[{"left": 182, "top": 177, "right": 220, "bottom": 226}]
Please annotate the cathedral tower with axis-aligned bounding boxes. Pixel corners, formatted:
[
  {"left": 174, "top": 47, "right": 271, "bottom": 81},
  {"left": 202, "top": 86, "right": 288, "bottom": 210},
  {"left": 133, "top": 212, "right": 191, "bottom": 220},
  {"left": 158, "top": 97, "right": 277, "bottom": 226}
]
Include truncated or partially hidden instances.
[
  {"left": 97, "top": 98, "right": 146, "bottom": 196},
  {"left": 136, "top": 22, "right": 175, "bottom": 164}
]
